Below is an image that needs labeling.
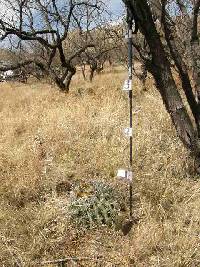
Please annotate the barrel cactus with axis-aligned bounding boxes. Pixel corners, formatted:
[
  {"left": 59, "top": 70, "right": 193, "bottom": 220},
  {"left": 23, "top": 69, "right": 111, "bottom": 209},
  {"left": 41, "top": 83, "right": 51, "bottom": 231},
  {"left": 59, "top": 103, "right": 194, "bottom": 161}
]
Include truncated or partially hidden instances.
[{"left": 67, "top": 181, "right": 126, "bottom": 229}]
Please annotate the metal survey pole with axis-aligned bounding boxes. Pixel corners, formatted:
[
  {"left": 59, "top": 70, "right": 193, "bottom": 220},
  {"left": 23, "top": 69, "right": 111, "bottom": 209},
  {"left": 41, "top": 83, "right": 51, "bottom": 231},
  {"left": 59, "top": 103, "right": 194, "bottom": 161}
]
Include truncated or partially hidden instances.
[
  {"left": 117, "top": 8, "right": 134, "bottom": 223},
  {"left": 127, "top": 8, "right": 133, "bottom": 219}
]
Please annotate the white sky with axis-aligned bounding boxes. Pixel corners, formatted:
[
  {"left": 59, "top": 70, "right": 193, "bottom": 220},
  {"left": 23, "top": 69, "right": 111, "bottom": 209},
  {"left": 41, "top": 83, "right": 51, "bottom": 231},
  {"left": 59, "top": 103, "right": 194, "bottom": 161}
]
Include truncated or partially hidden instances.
[
  {"left": 109, "top": 0, "right": 124, "bottom": 16},
  {"left": 0, "top": 1, "right": 17, "bottom": 22},
  {"left": 0, "top": 1, "right": 124, "bottom": 18}
]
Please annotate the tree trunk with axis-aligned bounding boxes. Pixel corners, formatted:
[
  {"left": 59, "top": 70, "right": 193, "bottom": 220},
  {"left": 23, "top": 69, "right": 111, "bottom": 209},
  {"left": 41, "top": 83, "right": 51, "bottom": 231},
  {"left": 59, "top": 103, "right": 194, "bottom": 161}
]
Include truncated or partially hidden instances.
[
  {"left": 123, "top": 0, "right": 200, "bottom": 163},
  {"left": 54, "top": 77, "right": 67, "bottom": 91},
  {"left": 52, "top": 66, "right": 76, "bottom": 92},
  {"left": 89, "top": 62, "right": 97, "bottom": 82},
  {"left": 191, "top": 0, "right": 200, "bottom": 104},
  {"left": 63, "top": 68, "right": 76, "bottom": 92},
  {"left": 89, "top": 68, "right": 95, "bottom": 82},
  {"left": 81, "top": 64, "right": 87, "bottom": 81},
  {"left": 191, "top": 40, "right": 200, "bottom": 104},
  {"left": 160, "top": 7, "right": 200, "bottom": 133}
]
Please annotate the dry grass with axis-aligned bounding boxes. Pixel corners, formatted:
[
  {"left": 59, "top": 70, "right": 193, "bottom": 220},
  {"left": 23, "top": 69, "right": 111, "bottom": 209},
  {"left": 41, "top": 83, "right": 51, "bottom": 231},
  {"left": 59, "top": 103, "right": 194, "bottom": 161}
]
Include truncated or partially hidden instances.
[{"left": 0, "top": 68, "right": 200, "bottom": 267}]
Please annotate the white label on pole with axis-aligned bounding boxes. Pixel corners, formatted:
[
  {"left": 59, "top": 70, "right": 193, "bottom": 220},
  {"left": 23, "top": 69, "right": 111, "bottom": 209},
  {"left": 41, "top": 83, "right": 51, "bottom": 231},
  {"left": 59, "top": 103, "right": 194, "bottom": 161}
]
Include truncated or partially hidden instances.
[
  {"left": 124, "top": 128, "right": 133, "bottom": 137},
  {"left": 129, "top": 29, "right": 133, "bottom": 38},
  {"left": 123, "top": 79, "right": 132, "bottom": 91},
  {"left": 128, "top": 67, "right": 132, "bottom": 77},
  {"left": 117, "top": 169, "right": 133, "bottom": 182},
  {"left": 125, "top": 31, "right": 133, "bottom": 39},
  {"left": 125, "top": 34, "right": 128, "bottom": 39}
]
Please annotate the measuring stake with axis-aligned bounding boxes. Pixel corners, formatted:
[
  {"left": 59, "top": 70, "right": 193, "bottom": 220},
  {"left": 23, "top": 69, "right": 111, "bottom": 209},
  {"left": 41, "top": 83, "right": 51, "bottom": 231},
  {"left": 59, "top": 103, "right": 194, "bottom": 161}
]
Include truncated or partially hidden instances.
[
  {"left": 127, "top": 7, "right": 134, "bottom": 220},
  {"left": 116, "top": 5, "right": 139, "bottom": 235},
  {"left": 117, "top": 8, "right": 134, "bottom": 220}
]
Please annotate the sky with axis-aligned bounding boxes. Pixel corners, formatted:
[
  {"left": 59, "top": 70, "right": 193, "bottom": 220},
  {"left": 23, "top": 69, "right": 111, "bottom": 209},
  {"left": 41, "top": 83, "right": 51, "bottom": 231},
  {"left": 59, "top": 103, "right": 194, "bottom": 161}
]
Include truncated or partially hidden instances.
[
  {"left": 0, "top": 0, "right": 124, "bottom": 48},
  {"left": 0, "top": 1, "right": 124, "bottom": 21},
  {"left": 109, "top": 0, "right": 124, "bottom": 16}
]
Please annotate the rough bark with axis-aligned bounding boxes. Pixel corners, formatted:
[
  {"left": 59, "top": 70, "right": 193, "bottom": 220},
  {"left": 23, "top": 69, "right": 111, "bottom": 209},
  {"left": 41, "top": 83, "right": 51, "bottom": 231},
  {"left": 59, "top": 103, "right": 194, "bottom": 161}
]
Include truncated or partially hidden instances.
[
  {"left": 191, "top": 40, "right": 200, "bottom": 104},
  {"left": 175, "top": 0, "right": 200, "bottom": 106},
  {"left": 160, "top": 1, "right": 200, "bottom": 133}
]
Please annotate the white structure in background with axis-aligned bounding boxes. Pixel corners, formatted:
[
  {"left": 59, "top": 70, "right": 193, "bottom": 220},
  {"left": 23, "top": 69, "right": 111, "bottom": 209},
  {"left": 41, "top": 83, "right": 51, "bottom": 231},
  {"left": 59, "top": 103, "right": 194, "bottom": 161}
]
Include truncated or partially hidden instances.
[
  {"left": 3, "top": 70, "right": 14, "bottom": 80},
  {"left": 0, "top": 70, "right": 15, "bottom": 82}
]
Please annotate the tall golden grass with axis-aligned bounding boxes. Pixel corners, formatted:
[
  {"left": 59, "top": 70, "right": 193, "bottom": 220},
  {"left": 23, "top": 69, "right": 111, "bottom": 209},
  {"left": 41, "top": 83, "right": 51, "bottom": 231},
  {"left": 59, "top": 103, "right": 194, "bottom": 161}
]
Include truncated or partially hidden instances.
[{"left": 0, "top": 68, "right": 199, "bottom": 266}]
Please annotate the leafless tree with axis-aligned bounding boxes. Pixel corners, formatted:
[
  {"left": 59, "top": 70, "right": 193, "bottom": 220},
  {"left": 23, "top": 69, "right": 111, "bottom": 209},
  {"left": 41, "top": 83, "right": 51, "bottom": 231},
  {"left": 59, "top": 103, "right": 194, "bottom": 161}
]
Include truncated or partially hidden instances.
[
  {"left": 0, "top": 0, "right": 106, "bottom": 91},
  {"left": 122, "top": 0, "right": 200, "bottom": 171},
  {"left": 79, "top": 25, "right": 121, "bottom": 81}
]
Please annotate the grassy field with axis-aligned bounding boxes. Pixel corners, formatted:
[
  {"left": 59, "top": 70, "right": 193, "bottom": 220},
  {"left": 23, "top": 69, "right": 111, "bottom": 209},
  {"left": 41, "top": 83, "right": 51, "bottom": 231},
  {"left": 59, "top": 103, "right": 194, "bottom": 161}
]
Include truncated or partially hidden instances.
[{"left": 0, "top": 68, "right": 200, "bottom": 266}]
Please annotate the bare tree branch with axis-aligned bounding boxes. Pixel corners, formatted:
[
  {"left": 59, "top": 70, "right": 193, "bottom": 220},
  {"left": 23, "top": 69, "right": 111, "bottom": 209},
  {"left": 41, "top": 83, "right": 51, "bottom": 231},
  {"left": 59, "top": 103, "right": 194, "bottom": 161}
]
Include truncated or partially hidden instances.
[{"left": 191, "top": 0, "right": 200, "bottom": 42}]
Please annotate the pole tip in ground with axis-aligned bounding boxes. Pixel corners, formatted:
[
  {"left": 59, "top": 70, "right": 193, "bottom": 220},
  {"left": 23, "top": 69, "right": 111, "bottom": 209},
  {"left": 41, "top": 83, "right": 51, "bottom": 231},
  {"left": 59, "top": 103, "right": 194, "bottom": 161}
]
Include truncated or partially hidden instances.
[{"left": 121, "top": 218, "right": 139, "bottom": 236}]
